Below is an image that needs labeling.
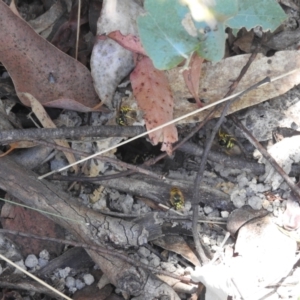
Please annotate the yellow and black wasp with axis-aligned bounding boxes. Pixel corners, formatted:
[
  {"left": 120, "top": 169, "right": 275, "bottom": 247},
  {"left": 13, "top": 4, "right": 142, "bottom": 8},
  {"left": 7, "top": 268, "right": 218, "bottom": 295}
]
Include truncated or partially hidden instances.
[
  {"left": 169, "top": 187, "right": 185, "bottom": 210},
  {"left": 116, "top": 105, "right": 136, "bottom": 126},
  {"left": 218, "top": 129, "right": 236, "bottom": 149}
]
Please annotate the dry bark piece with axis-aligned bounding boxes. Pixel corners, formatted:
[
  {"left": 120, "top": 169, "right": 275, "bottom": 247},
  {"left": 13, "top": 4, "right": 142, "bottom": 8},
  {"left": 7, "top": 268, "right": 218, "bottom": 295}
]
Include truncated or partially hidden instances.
[
  {"left": 73, "top": 283, "right": 113, "bottom": 300},
  {"left": 0, "top": 1, "right": 100, "bottom": 112},
  {"left": 0, "top": 154, "right": 179, "bottom": 299}
]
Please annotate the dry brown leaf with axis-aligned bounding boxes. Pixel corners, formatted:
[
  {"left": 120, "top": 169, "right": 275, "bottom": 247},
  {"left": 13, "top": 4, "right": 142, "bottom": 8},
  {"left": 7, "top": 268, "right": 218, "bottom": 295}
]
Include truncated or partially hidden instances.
[
  {"left": 0, "top": 141, "right": 37, "bottom": 158},
  {"left": 1, "top": 195, "right": 64, "bottom": 257},
  {"left": 130, "top": 56, "right": 178, "bottom": 154},
  {"left": 9, "top": 0, "right": 21, "bottom": 17},
  {"left": 108, "top": 31, "right": 147, "bottom": 55},
  {"left": 167, "top": 51, "right": 300, "bottom": 123},
  {"left": 0, "top": 1, "right": 100, "bottom": 112},
  {"left": 182, "top": 52, "right": 204, "bottom": 107},
  {"left": 21, "top": 93, "right": 78, "bottom": 173}
]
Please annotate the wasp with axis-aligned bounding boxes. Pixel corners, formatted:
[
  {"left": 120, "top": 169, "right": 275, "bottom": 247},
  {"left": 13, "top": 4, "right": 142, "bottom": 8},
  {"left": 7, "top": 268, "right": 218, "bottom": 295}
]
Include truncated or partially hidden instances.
[
  {"left": 218, "top": 129, "right": 236, "bottom": 149},
  {"left": 169, "top": 187, "right": 185, "bottom": 210},
  {"left": 116, "top": 106, "right": 136, "bottom": 126}
]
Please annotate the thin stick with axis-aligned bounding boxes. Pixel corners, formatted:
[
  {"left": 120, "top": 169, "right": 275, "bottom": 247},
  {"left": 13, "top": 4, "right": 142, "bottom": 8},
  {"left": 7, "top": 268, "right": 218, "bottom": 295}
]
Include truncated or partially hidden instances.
[
  {"left": 37, "top": 85, "right": 264, "bottom": 179},
  {"left": 0, "top": 253, "right": 72, "bottom": 300},
  {"left": 34, "top": 140, "right": 163, "bottom": 180},
  {"left": 191, "top": 52, "right": 263, "bottom": 264},
  {"left": 38, "top": 67, "right": 299, "bottom": 180},
  {"left": 75, "top": 0, "right": 81, "bottom": 60}
]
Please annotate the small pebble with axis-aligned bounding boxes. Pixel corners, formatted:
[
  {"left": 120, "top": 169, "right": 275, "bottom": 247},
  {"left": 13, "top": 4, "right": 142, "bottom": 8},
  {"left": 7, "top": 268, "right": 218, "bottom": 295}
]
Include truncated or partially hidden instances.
[
  {"left": 75, "top": 279, "right": 85, "bottom": 290},
  {"left": 14, "top": 260, "right": 27, "bottom": 273},
  {"left": 65, "top": 276, "right": 76, "bottom": 288},
  {"left": 38, "top": 258, "right": 48, "bottom": 268},
  {"left": 83, "top": 274, "right": 94, "bottom": 285},
  {"left": 262, "top": 200, "right": 270, "bottom": 210},
  {"left": 137, "top": 247, "right": 151, "bottom": 258},
  {"left": 248, "top": 196, "right": 262, "bottom": 210},
  {"left": 203, "top": 206, "right": 213, "bottom": 214},
  {"left": 238, "top": 176, "right": 248, "bottom": 188},
  {"left": 69, "top": 287, "right": 77, "bottom": 293},
  {"left": 273, "top": 199, "right": 281, "bottom": 207},
  {"left": 25, "top": 254, "right": 38, "bottom": 268},
  {"left": 149, "top": 257, "right": 160, "bottom": 268},
  {"left": 160, "top": 262, "right": 177, "bottom": 273},
  {"left": 58, "top": 267, "right": 71, "bottom": 279},
  {"left": 39, "top": 249, "right": 50, "bottom": 260},
  {"left": 202, "top": 236, "right": 210, "bottom": 245},
  {"left": 140, "top": 258, "right": 148, "bottom": 265},
  {"left": 221, "top": 211, "right": 229, "bottom": 218}
]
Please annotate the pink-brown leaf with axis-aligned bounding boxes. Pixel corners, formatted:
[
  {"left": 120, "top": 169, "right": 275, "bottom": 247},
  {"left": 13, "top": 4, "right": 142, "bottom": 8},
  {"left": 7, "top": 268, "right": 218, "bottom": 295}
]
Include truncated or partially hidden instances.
[
  {"left": 130, "top": 56, "right": 178, "bottom": 154},
  {"left": 0, "top": 1, "right": 101, "bottom": 112},
  {"left": 108, "top": 31, "right": 147, "bottom": 56}
]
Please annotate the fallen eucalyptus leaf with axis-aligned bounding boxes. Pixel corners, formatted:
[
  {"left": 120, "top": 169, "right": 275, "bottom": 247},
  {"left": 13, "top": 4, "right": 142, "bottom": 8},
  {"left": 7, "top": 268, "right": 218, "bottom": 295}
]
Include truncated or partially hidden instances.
[{"left": 0, "top": 1, "right": 100, "bottom": 112}]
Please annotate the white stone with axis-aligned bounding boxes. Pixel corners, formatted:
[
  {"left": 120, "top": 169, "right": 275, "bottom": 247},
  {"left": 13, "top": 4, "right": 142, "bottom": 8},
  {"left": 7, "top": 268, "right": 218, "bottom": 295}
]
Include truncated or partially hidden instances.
[
  {"left": 75, "top": 279, "right": 85, "bottom": 290},
  {"left": 65, "top": 276, "right": 76, "bottom": 288},
  {"left": 38, "top": 258, "right": 48, "bottom": 268},
  {"left": 262, "top": 200, "right": 270, "bottom": 210},
  {"left": 221, "top": 211, "right": 229, "bottom": 218},
  {"left": 14, "top": 260, "right": 27, "bottom": 274},
  {"left": 25, "top": 254, "right": 38, "bottom": 268},
  {"left": 39, "top": 249, "right": 50, "bottom": 260},
  {"left": 137, "top": 247, "right": 151, "bottom": 258},
  {"left": 149, "top": 257, "right": 160, "bottom": 268},
  {"left": 83, "top": 274, "right": 95, "bottom": 285},
  {"left": 248, "top": 196, "right": 262, "bottom": 210},
  {"left": 58, "top": 267, "right": 71, "bottom": 279},
  {"left": 203, "top": 206, "right": 213, "bottom": 214}
]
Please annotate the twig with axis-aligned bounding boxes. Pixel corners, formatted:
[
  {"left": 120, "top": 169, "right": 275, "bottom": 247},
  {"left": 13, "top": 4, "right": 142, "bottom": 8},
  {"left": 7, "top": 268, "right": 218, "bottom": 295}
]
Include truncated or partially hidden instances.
[
  {"left": 50, "top": 171, "right": 135, "bottom": 182},
  {"left": 34, "top": 140, "right": 162, "bottom": 180},
  {"left": 75, "top": 0, "right": 81, "bottom": 60},
  {"left": 38, "top": 78, "right": 274, "bottom": 179},
  {"left": 0, "top": 126, "right": 145, "bottom": 144},
  {"left": 230, "top": 115, "right": 300, "bottom": 200},
  {"left": 0, "top": 228, "right": 192, "bottom": 284},
  {"left": 191, "top": 51, "right": 262, "bottom": 264}
]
